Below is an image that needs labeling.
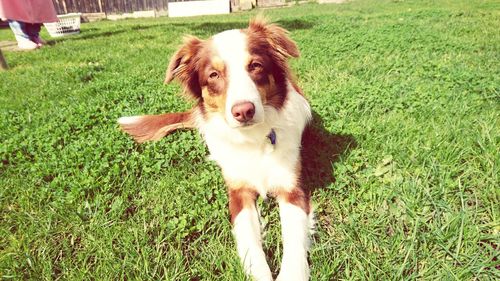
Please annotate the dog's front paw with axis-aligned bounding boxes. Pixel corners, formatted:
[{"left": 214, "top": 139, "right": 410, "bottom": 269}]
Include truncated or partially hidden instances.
[
  {"left": 276, "top": 269, "right": 309, "bottom": 281},
  {"left": 253, "top": 275, "right": 273, "bottom": 281},
  {"left": 249, "top": 266, "right": 273, "bottom": 281},
  {"left": 276, "top": 259, "right": 309, "bottom": 281}
]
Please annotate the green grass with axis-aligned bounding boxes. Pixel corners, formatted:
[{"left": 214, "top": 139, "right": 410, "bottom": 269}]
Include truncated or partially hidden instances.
[{"left": 1, "top": 0, "right": 499, "bottom": 279}]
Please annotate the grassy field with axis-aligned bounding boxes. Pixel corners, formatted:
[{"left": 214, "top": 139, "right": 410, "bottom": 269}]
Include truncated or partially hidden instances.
[{"left": 1, "top": 0, "right": 499, "bottom": 279}]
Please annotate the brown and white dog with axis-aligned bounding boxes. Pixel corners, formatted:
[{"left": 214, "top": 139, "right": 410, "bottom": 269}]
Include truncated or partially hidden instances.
[{"left": 118, "top": 19, "right": 313, "bottom": 281}]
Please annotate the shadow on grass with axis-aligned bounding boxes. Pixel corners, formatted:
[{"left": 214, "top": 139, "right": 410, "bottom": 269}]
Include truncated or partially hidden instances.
[
  {"left": 44, "top": 23, "right": 180, "bottom": 45},
  {"left": 46, "top": 25, "right": 155, "bottom": 45},
  {"left": 188, "top": 19, "right": 314, "bottom": 36},
  {"left": 266, "top": 111, "right": 356, "bottom": 277},
  {"left": 45, "top": 18, "right": 315, "bottom": 45},
  {"left": 301, "top": 111, "right": 357, "bottom": 194}
]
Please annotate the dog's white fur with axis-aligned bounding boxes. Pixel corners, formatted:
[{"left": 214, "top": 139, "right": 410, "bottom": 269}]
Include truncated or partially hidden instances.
[
  {"left": 276, "top": 202, "right": 311, "bottom": 281},
  {"left": 233, "top": 208, "right": 273, "bottom": 281}
]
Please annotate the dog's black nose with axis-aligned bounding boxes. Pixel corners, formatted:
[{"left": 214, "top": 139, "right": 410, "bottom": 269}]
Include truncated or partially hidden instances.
[{"left": 231, "top": 102, "right": 255, "bottom": 123}]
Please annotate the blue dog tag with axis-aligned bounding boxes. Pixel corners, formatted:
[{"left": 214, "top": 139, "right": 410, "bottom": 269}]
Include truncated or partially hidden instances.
[{"left": 267, "top": 129, "right": 276, "bottom": 146}]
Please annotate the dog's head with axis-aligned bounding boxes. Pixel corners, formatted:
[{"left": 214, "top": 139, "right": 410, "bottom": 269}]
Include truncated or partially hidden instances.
[
  {"left": 166, "top": 18, "right": 300, "bottom": 128},
  {"left": 118, "top": 19, "right": 301, "bottom": 143}
]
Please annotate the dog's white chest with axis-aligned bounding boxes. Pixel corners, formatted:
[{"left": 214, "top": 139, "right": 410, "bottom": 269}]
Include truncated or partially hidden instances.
[{"left": 207, "top": 134, "right": 300, "bottom": 195}]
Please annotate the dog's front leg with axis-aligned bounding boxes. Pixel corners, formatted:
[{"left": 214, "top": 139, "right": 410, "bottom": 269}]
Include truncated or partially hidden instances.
[
  {"left": 276, "top": 189, "right": 311, "bottom": 281},
  {"left": 229, "top": 188, "right": 272, "bottom": 281}
]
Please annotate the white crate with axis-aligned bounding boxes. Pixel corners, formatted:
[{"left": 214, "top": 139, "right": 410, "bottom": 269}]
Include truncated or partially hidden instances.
[{"left": 44, "top": 13, "right": 81, "bottom": 37}]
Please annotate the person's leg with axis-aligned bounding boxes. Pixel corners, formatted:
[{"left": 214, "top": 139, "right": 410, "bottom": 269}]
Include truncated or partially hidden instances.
[
  {"left": 25, "top": 23, "right": 44, "bottom": 46},
  {"left": 8, "top": 20, "right": 38, "bottom": 50},
  {"left": 24, "top": 23, "right": 41, "bottom": 37}
]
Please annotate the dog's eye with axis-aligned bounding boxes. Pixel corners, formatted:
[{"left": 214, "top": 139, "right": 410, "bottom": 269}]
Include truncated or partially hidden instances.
[
  {"left": 209, "top": 71, "right": 219, "bottom": 79},
  {"left": 249, "top": 62, "right": 263, "bottom": 71}
]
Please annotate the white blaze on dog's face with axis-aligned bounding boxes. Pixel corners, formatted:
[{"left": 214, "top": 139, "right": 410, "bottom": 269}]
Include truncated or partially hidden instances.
[
  {"left": 165, "top": 19, "right": 300, "bottom": 128},
  {"left": 212, "top": 30, "right": 264, "bottom": 128}
]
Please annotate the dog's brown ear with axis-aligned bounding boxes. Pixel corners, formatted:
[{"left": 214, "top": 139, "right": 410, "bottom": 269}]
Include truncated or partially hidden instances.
[
  {"left": 248, "top": 18, "right": 300, "bottom": 59},
  {"left": 164, "top": 36, "right": 203, "bottom": 99},
  {"left": 118, "top": 111, "right": 195, "bottom": 143}
]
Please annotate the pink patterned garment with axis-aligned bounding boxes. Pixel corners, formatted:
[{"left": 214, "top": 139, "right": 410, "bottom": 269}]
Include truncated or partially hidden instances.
[{"left": 0, "top": 0, "right": 58, "bottom": 23}]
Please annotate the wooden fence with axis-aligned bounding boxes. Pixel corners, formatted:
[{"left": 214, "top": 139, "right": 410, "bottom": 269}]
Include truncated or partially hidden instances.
[
  {"left": 51, "top": 0, "right": 169, "bottom": 15},
  {"left": 51, "top": 0, "right": 289, "bottom": 16}
]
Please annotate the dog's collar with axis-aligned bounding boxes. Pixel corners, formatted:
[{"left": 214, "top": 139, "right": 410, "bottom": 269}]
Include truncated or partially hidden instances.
[{"left": 267, "top": 128, "right": 277, "bottom": 146}]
